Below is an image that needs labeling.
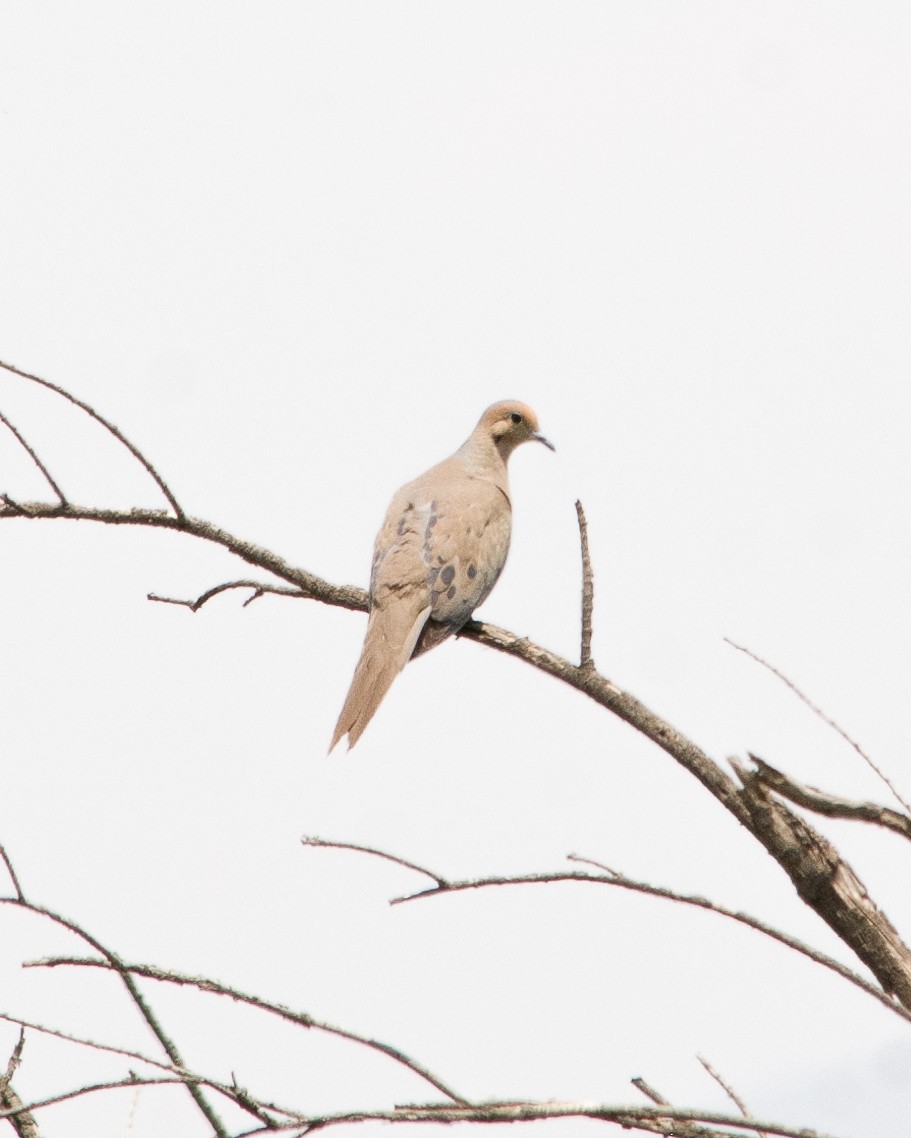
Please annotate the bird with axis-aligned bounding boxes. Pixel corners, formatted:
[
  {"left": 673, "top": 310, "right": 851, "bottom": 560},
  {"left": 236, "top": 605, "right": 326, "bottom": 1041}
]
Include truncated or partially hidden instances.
[{"left": 329, "top": 400, "right": 554, "bottom": 751}]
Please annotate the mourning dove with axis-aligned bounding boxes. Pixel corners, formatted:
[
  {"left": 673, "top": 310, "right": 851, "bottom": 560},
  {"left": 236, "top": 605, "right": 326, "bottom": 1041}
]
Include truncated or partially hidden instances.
[{"left": 330, "top": 400, "right": 554, "bottom": 751}]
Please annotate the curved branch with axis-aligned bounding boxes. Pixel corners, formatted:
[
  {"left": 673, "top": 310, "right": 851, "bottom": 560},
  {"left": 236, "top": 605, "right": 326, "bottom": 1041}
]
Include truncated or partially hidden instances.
[
  {"left": 0, "top": 1030, "right": 40, "bottom": 1138},
  {"left": 726, "top": 637, "right": 911, "bottom": 814},
  {"left": 301, "top": 835, "right": 449, "bottom": 887},
  {"left": 747, "top": 755, "right": 911, "bottom": 841},
  {"left": 0, "top": 358, "right": 185, "bottom": 520},
  {"left": 27, "top": 956, "right": 468, "bottom": 1106},
  {"left": 228, "top": 1101, "right": 838, "bottom": 1138},
  {"left": 149, "top": 579, "right": 306, "bottom": 611},
  {"left": 0, "top": 409, "right": 66, "bottom": 505},
  {"left": 0, "top": 1010, "right": 290, "bottom": 1127},
  {"left": 302, "top": 837, "right": 911, "bottom": 1028},
  {"left": 0, "top": 502, "right": 366, "bottom": 611},
  {"left": 0, "top": 845, "right": 228, "bottom": 1138},
  {"left": 7, "top": 498, "right": 911, "bottom": 1006}
]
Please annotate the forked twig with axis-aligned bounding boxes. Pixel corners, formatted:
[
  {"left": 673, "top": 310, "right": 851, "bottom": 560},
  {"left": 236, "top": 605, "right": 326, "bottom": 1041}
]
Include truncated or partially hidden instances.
[
  {"left": 0, "top": 358, "right": 184, "bottom": 520},
  {"left": 0, "top": 1011, "right": 288, "bottom": 1127},
  {"left": 747, "top": 755, "right": 911, "bottom": 842},
  {"left": 27, "top": 956, "right": 468, "bottom": 1106},
  {"left": 149, "top": 580, "right": 306, "bottom": 612},
  {"left": 725, "top": 638, "right": 911, "bottom": 814},
  {"left": 301, "top": 837, "right": 911, "bottom": 1027},
  {"left": 0, "top": 845, "right": 228, "bottom": 1137}
]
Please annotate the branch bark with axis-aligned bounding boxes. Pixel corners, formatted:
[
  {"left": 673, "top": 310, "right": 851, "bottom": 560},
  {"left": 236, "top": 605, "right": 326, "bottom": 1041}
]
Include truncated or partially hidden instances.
[
  {"left": 5, "top": 497, "right": 911, "bottom": 1011},
  {"left": 747, "top": 755, "right": 911, "bottom": 841}
]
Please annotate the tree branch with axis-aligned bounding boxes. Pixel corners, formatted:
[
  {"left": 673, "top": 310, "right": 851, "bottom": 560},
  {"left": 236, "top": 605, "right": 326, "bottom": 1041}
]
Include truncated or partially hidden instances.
[
  {"left": 696, "top": 1055, "right": 765, "bottom": 1138},
  {"left": 301, "top": 837, "right": 911, "bottom": 1027},
  {"left": 0, "top": 1031, "right": 42, "bottom": 1138},
  {"left": 746, "top": 755, "right": 911, "bottom": 842},
  {"left": 725, "top": 638, "right": 911, "bottom": 814},
  {"left": 0, "top": 845, "right": 229, "bottom": 1137},
  {"left": 575, "top": 499, "right": 595, "bottom": 670},
  {"left": 227, "top": 1100, "right": 839, "bottom": 1138},
  {"left": 0, "top": 358, "right": 185, "bottom": 520},
  {"left": 5, "top": 370, "right": 911, "bottom": 1016},
  {"left": 731, "top": 758, "right": 911, "bottom": 1005},
  {"left": 0, "top": 409, "right": 66, "bottom": 506},
  {"left": 0, "top": 1011, "right": 290, "bottom": 1128},
  {"left": 149, "top": 579, "right": 307, "bottom": 612},
  {"left": 26, "top": 956, "right": 468, "bottom": 1106}
]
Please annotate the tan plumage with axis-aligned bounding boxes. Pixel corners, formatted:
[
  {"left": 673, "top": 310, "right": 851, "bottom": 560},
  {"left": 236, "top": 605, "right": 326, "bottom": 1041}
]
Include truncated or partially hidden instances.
[{"left": 329, "top": 400, "right": 553, "bottom": 751}]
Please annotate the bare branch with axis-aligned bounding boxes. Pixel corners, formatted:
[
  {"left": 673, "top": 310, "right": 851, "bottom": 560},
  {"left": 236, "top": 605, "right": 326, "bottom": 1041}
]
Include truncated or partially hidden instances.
[
  {"left": 0, "top": 502, "right": 367, "bottom": 613},
  {"left": 0, "top": 1011, "right": 290, "bottom": 1127},
  {"left": 575, "top": 499, "right": 595, "bottom": 670},
  {"left": 27, "top": 956, "right": 468, "bottom": 1106},
  {"left": 0, "top": 884, "right": 228, "bottom": 1137},
  {"left": 746, "top": 755, "right": 911, "bottom": 842},
  {"left": 731, "top": 757, "right": 911, "bottom": 1006},
  {"left": 0, "top": 358, "right": 185, "bottom": 520},
  {"left": 0, "top": 1075, "right": 216, "bottom": 1126},
  {"left": 725, "top": 637, "right": 911, "bottom": 814},
  {"left": 5, "top": 409, "right": 911, "bottom": 1011},
  {"left": 149, "top": 579, "right": 306, "bottom": 612},
  {"left": 696, "top": 1055, "right": 765, "bottom": 1138},
  {"left": 302, "top": 836, "right": 911, "bottom": 1027},
  {"left": 0, "top": 844, "right": 25, "bottom": 903},
  {"left": 0, "top": 1031, "right": 41, "bottom": 1138},
  {"left": 0, "top": 409, "right": 66, "bottom": 505},
  {"left": 567, "top": 852, "right": 620, "bottom": 877},
  {"left": 227, "top": 1100, "right": 840, "bottom": 1138},
  {"left": 632, "top": 1077, "right": 670, "bottom": 1106},
  {"left": 628, "top": 1077, "right": 724, "bottom": 1138},
  {"left": 301, "top": 836, "right": 448, "bottom": 887}
]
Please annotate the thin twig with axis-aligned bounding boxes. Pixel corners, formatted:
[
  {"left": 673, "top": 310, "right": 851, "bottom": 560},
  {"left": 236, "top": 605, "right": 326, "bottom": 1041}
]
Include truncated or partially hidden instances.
[
  {"left": 725, "top": 637, "right": 911, "bottom": 814},
  {"left": 0, "top": 843, "right": 25, "bottom": 903},
  {"left": 306, "top": 836, "right": 911, "bottom": 1027},
  {"left": 302, "top": 836, "right": 448, "bottom": 886},
  {"left": 0, "top": 1030, "right": 41, "bottom": 1138},
  {"left": 697, "top": 1055, "right": 765, "bottom": 1138},
  {"left": 0, "top": 841, "right": 229, "bottom": 1138},
  {"left": 0, "top": 1075, "right": 215, "bottom": 1125},
  {"left": 746, "top": 755, "right": 911, "bottom": 841},
  {"left": 567, "top": 853, "right": 620, "bottom": 877},
  {"left": 575, "top": 499, "right": 595, "bottom": 670},
  {"left": 0, "top": 409, "right": 66, "bottom": 505},
  {"left": 27, "top": 956, "right": 468, "bottom": 1106},
  {"left": 149, "top": 580, "right": 306, "bottom": 611},
  {"left": 0, "top": 358, "right": 185, "bottom": 520},
  {"left": 0, "top": 1011, "right": 289, "bottom": 1127},
  {"left": 631, "top": 1077, "right": 670, "bottom": 1106},
  {"left": 5, "top": 493, "right": 911, "bottom": 1002}
]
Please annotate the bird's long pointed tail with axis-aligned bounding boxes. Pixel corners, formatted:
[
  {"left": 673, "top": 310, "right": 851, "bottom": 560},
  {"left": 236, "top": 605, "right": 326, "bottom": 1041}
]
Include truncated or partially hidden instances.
[{"left": 329, "top": 603, "right": 432, "bottom": 751}]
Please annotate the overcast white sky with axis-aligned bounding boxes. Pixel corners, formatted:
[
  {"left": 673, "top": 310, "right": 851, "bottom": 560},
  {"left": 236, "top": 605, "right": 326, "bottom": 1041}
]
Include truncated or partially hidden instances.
[{"left": 2, "top": 4, "right": 911, "bottom": 1136}]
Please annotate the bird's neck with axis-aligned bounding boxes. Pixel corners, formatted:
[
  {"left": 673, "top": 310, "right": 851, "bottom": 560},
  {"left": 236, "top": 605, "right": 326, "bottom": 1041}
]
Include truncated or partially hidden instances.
[{"left": 456, "top": 434, "right": 511, "bottom": 489}]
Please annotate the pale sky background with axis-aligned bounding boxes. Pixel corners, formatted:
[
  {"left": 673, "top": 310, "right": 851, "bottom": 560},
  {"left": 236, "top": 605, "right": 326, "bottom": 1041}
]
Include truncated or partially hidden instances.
[{"left": 2, "top": 4, "right": 911, "bottom": 1136}]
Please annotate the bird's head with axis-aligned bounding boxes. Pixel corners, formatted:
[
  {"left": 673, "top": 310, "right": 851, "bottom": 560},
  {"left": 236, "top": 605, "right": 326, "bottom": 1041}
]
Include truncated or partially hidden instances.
[{"left": 481, "top": 401, "right": 555, "bottom": 459}]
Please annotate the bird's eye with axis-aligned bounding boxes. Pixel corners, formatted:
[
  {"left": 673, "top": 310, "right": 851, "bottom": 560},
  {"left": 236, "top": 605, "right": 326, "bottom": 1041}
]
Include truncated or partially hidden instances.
[{"left": 510, "top": 412, "right": 522, "bottom": 424}]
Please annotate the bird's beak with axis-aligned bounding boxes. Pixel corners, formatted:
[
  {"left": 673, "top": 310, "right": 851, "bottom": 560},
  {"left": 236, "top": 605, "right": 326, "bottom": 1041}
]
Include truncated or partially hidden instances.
[{"left": 534, "top": 433, "right": 555, "bottom": 452}]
